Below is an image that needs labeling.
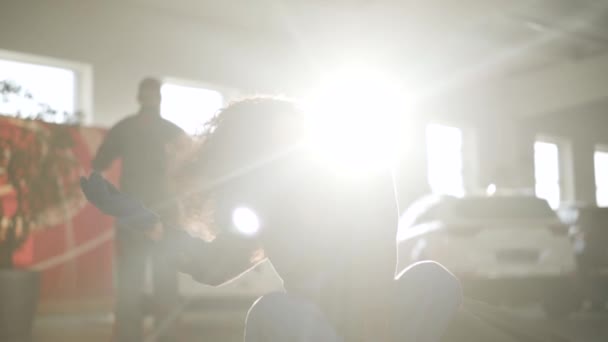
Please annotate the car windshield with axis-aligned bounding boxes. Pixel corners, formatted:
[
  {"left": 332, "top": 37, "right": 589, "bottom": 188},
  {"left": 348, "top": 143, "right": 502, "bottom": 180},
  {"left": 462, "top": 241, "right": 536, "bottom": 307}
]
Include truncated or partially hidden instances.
[{"left": 447, "top": 197, "right": 555, "bottom": 220}]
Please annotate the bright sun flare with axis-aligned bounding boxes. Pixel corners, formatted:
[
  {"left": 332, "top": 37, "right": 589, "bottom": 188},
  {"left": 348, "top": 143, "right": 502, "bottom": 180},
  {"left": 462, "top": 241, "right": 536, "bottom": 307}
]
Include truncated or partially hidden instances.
[{"left": 304, "top": 65, "right": 404, "bottom": 176}]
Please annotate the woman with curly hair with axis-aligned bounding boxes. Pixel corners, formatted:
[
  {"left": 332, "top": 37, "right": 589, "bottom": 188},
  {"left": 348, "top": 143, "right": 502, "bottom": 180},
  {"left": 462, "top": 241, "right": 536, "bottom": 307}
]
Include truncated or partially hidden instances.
[{"left": 81, "top": 97, "right": 464, "bottom": 342}]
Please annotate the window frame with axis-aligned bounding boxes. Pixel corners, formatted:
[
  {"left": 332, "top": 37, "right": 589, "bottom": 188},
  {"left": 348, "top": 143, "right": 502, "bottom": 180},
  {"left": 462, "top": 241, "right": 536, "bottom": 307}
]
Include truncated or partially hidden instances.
[
  {"left": 0, "top": 49, "right": 93, "bottom": 124},
  {"left": 594, "top": 145, "right": 608, "bottom": 207},
  {"left": 534, "top": 136, "right": 572, "bottom": 209},
  {"left": 162, "top": 77, "right": 239, "bottom": 101},
  {"left": 160, "top": 77, "right": 238, "bottom": 135},
  {"left": 425, "top": 122, "right": 466, "bottom": 198}
]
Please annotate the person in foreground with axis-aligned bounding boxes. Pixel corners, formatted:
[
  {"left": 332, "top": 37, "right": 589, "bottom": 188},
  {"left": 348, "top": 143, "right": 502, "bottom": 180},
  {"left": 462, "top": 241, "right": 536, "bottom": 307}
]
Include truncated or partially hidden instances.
[{"left": 81, "top": 97, "right": 564, "bottom": 342}]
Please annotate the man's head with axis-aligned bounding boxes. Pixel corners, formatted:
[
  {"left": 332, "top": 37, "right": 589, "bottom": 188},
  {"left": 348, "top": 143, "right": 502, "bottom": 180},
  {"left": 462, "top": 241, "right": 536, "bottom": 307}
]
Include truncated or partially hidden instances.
[{"left": 137, "top": 77, "right": 162, "bottom": 113}]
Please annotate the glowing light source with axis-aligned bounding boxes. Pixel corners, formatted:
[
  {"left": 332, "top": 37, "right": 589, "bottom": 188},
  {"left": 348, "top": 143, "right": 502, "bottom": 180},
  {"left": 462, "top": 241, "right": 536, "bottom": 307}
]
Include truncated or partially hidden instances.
[
  {"left": 304, "top": 65, "right": 404, "bottom": 175},
  {"left": 486, "top": 184, "right": 497, "bottom": 196},
  {"left": 232, "top": 207, "right": 260, "bottom": 236}
]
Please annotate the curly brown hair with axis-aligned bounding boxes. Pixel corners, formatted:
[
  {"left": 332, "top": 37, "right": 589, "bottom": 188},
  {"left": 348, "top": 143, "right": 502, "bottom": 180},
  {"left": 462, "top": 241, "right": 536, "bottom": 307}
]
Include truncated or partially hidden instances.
[{"left": 170, "top": 96, "right": 309, "bottom": 239}]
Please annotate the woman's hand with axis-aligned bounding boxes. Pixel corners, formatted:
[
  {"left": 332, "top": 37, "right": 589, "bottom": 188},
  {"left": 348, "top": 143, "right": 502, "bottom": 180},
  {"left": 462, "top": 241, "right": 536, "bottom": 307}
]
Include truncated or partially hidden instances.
[{"left": 80, "top": 171, "right": 159, "bottom": 229}]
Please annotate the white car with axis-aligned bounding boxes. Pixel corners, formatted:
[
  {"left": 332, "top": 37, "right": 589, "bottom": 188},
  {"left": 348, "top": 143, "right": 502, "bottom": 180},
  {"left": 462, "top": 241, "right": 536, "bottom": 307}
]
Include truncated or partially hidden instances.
[{"left": 397, "top": 194, "right": 579, "bottom": 317}]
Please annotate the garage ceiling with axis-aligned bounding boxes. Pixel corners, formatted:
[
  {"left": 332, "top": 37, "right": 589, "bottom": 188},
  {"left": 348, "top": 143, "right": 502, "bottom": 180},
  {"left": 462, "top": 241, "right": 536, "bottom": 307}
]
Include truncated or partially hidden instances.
[{"left": 119, "top": 0, "right": 608, "bottom": 106}]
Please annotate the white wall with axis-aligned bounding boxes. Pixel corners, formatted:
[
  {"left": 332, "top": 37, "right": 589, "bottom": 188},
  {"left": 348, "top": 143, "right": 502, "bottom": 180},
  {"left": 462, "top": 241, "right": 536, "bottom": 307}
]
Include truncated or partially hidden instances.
[
  {"left": 0, "top": 0, "right": 295, "bottom": 126},
  {"left": 529, "top": 98, "right": 608, "bottom": 204},
  {"left": 3, "top": 0, "right": 608, "bottom": 128},
  {"left": 417, "top": 51, "right": 608, "bottom": 120}
]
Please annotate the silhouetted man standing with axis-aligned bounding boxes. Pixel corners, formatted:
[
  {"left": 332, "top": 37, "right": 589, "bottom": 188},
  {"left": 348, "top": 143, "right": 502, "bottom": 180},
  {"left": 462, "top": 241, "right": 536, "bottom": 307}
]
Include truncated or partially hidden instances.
[{"left": 92, "top": 77, "right": 185, "bottom": 342}]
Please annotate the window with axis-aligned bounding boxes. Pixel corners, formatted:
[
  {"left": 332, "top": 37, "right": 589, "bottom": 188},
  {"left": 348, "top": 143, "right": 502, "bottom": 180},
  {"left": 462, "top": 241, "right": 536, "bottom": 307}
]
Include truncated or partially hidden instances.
[
  {"left": 0, "top": 49, "right": 91, "bottom": 123},
  {"left": 534, "top": 141, "right": 560, "bottom": 209},
  {"left": 426, "top": 124, "right": 465, "bottom": 197},
  {"left": 594, "top": 148, "right": 608, "bottom": 207},
  {"left": 161, "top": 81, "right": 225, "bottom": 135}
]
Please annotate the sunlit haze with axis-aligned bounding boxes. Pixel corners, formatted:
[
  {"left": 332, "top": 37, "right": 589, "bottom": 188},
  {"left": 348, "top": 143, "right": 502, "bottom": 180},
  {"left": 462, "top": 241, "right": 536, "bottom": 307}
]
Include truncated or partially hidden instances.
[
  {"left": 2, "top": 1, "right": 607, "bottom": 341},
  {"left": 304, "top": 65, "right": 404, "bottom": 176}
]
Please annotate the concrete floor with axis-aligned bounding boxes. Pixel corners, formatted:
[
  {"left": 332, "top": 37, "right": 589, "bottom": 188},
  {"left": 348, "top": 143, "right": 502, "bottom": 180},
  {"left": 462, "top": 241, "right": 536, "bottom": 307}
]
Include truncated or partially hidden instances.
[
  {"left": 32, "top": 301, "right": 250, "bottom": 342},
  {"left": 32, "top": 312, "right": 245, "bottom": 342},
  {"left": 30, "top": 304, "right": 608, "bottom": 342}
]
